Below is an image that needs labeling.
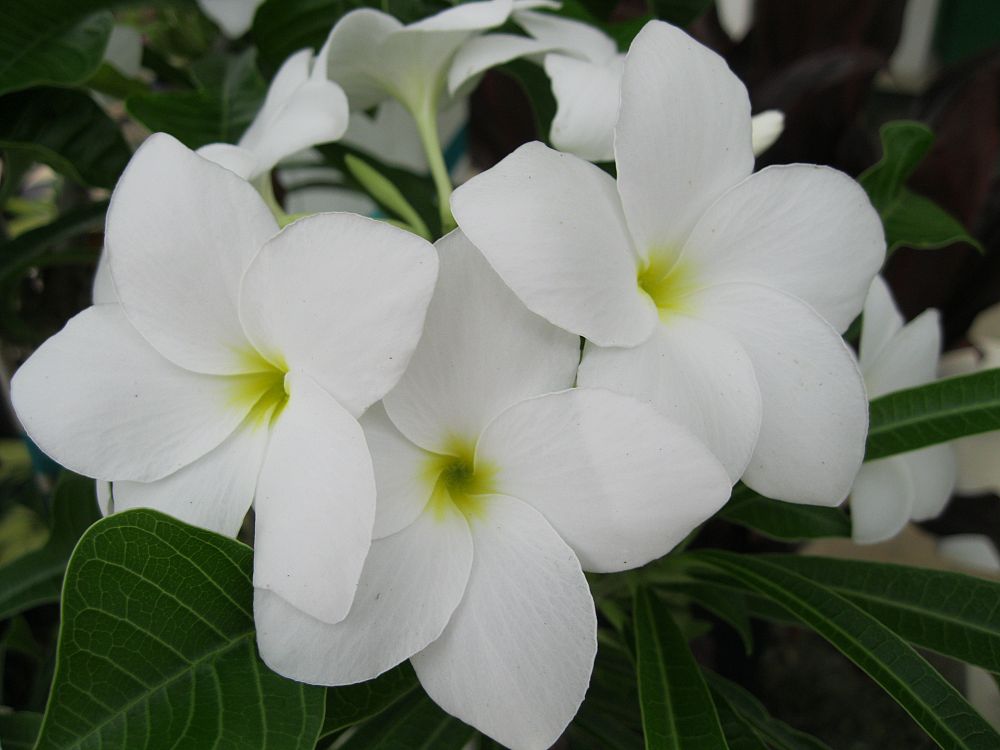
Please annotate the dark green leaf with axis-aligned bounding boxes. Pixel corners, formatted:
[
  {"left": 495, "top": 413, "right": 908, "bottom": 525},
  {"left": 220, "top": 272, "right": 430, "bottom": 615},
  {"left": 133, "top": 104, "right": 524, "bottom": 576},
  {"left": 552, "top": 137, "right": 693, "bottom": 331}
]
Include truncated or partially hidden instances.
[
  {"left": 252, "top": 0, "right": 364, "bottom": 75},
  {"left": 633, "top": 586, "right": 729, "bottom": 750},
  {"left": 647, "top": 0, "right": 713, "bottom": 26},
  {"left": 0, "top": 474, "right": 99, "bottom": 621},
  {"left": 0, "top": 6, "right": 112, "bottom": 96},
  {"left": 337, "top": 689, "right": 475, "bottom": 749},
  {"left": 673, "top": 581, "right": 754, "bottom": 654},
  {"left": 127, "top": 49, "right": 265, "bottom": 148},
  {"left": 572, "top": 636, "right": 643, "bottom": 748},
  {"left": 866, "top": 369, "right": 1000, "bottom": 460},
  {"left": 33, "top": 509, "right": 325, "bottom": 750},
  {"left": 717, "top": 483, "right": 850, "bottom": 541},
  {"left": 705, "top": 671, "right": 832, "bottom": 750},
  {"left": 0, "top": 87, "right": 131, "bottom": 188},
  {"left": 86, "top": 62, "right": 150, "bottom": 100},
  {"left": 859, "top": 121, "right": 981, "bottom": 253},
  {"left": 0, "top": 711, "right": 42, "bottom": 750},
  {"left": 759, "top": 555, "right": 1000, "bottom": 674},
  {"left": 688, "top": 551, "right": 1000, "bottom": 750},
  {"left": 321, "top": 662, "right": 419, "bottom": 738}
]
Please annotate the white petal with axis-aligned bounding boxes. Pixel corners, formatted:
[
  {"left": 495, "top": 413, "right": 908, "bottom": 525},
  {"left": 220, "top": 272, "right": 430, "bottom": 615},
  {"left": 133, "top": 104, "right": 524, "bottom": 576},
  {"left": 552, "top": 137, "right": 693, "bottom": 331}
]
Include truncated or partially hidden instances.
[
  {"left": 448, "top": 34, "right": 551, "bottom": 97},
  {"left": 860, "top": 276, "right": 904, "bottom": 369},
  {"left": 850, "top": 457, "right": 915, "bottom": 544},
  {"left": 11, "top": 305, "right": 247, "bottom": 482},
  {"left": 678, "top": 165, "right": 885, "bottom": 333},
  {"left": 103, "top": 24, "right": 143, "bottom": 78},
  {"left": 939, "top": 534, "right": 1000, "bottom": 572},
  {"left": 545, "top": 53, "right": 624, "bottom": 162},
  {"left": 96, "top": 482, "right": 112, "bottom": 516},
  {"left": 905, "top": 443, "right": 956, "bottom": 521},
  {"left": 252, "top": 373, "right": 375, "bottom": 624},
  {"left": 106, "top": 133, "right": 278, "bottom": 374},
  {"left": 954, "top": 431, "right": 1000, "bottom": 495},
  {"left": 750, "top": 110, "right": 784, "bottom": 155},
  {"left": 197, "top": 0, "right": 264, "bottom": 37},
  {"left": 239, "top": 49, "right": 349, "bottom": 175},
  {"left": 615, "top": 21, "right": 753, "bottom": 256},
  {"left": 92, "top": 250, "right": 115, "bottom": 304},
  {"left": 360, "top": 403, "right": 436, "bottom": 539},
  {"left": 323, "top": 9, "right": 403, "bottom": 110},
  {"left": 697, "top": 283, "right": 868, "bottom": 506},
  {"left": 476, "top": 389, "right": 731, "bottom": 572},
  {"left": 238, "top": 212, "right": 438, "bottom": 418},
  {"left": 412, "top": 495, "right": 596, "bottom": 750},
  {"left": 407, "top": 0, "right": 512, "bottom": 32},
  {"left": 864, "top": 309, "right": 941, "bottom": 398},
  {"left": 514, "top": 9, "right": 618, "bottom": 62},
  {"left": 195, "top": 143, "right": 258, "bottom": 180},
  {"left": 451, "top": 141, "right": 655, "bottom": 346},
  {"left": 383, "top": 230, "right": 578, "bottom": 453},
  {"left": 578, "top": 316, "right": 762, "bottom": 481},
  {"left": 970, "top": 302, "right": 1000, "bottom": 351},
  {"left": 716, "top": 0, "right": 753, "bottom": 42},
  {"left": 111, "top": 418, "right": 267, "bottom": 536},
  {"left": 255, "top": 503, "right": 473, "bottom": 685}
]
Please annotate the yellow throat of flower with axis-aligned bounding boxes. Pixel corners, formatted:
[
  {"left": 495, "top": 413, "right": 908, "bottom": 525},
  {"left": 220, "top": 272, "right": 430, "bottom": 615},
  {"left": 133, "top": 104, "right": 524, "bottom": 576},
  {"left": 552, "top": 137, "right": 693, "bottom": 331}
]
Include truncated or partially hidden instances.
[
  {"left": 637, "top": 252, "right": 697, "bottom": 320},
  {"left": 423, "top": 438, "right": 497, "bottom": 520},
  {"left": 228, "top": 351, "right": 290, "bottom": 428}
]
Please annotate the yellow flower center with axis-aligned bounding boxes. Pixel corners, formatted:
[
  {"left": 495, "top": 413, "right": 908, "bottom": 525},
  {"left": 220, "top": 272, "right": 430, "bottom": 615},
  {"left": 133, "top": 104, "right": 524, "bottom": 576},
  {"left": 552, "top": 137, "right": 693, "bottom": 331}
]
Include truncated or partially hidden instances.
[
  {"left": 637, "top": 252, "right": 697, "bottom": 320},
  {"left": 228, "top": 350, "right": 290, "bottom": 428},
  {"left": 423, "top": 438, "right": 497, "bottom": 520}
]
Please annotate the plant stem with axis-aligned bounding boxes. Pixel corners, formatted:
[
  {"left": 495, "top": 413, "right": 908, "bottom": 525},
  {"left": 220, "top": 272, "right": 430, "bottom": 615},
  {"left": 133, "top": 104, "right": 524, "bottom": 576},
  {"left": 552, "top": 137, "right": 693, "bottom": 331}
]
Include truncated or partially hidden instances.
[{"left": 412, "top": 98, "right": 456, "bottom": 235}]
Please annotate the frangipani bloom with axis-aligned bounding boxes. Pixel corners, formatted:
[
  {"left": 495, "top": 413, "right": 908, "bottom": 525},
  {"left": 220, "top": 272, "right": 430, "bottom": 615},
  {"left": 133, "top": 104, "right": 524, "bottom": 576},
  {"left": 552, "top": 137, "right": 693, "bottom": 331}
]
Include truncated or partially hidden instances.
[
  {"left": 851, "top": 277, "right": 955, "bottom": 544},
  {"left": 197, "top": 0, "right": 265, "bottom": 37},
  {"left": 451, "top": 9, "right": 784, "bottom": 161},
  {"left": 940, "top": 302, "right": 1000, "bottom": 496},
  {"left": 256, "top": 231, "right": 731, "bottom": 750},
  {"left": 198, "top": 47, "right": 349, "bottom": 180},
  {"left": 452, "top": 21, "right": 884, "bottom": 506},
  {"left": 12, "top": 134, "right": 438, "bottom": 625}
]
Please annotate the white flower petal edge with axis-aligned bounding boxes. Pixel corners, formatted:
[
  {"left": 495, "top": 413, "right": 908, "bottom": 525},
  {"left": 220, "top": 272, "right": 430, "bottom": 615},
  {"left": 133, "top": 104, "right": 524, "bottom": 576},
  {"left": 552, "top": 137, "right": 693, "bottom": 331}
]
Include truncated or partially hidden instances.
[
  {"left": 238, "top": 211, "right": 438, "bottom": 418},
  {"left": 545, "top": 53, "right": 625, "bottom": 162},
  {"left": 696, "top": 283, "right": 869, "bottom": 506},
  {"left": 450, "top": 142, "right": 656, "bottom": 347},
  {"left": 255, "top": 502, "right": 473, "bottom": 685},
  {"left": 750, "top": 110, "right": 785, "bottom": 155},
  {"left": 476, "top": 388, "right": 732, "bottom": 572},
  {"left": 11, "top": 305, "right": 249, "bottom": 482},
  {"left": 412, "top": 494, "right": 596, "bottom": 750},
  {"left": 383, "top": 229, "right": 579, "bottom": 453},
  {"left": 252, "top": 373, "right": 375, "bottom": 625},
  {"left": 851, "top": 457, "right": 915, "bottom": 545},
  {"left": 106, "top": 133, "right": 279, "bottom": 375},
  {"left": 197, "top": 0, "right": 264, "bottom": 37}
]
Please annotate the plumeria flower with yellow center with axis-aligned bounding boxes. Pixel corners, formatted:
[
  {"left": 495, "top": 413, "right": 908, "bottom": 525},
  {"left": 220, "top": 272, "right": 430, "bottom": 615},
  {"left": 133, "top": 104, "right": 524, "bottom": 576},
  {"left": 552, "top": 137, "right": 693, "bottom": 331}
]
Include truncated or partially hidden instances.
[
  {"left": 255, "top": 230, "right": 731, "bottom": 750},
  {"left": 452, "top": 20, "right": 884, "bottom": 507},
  {"left": 12, "top": 133, "right": 438, "bottom": 625},
  {"left": 450, "top": 8, "right": 784, "bottom": 161},
  {"left": 197, "top": 47, "right": 349, "bottom": 182},
  {"left": 850, "top": 277, "right": 956, "bottom": 544}
]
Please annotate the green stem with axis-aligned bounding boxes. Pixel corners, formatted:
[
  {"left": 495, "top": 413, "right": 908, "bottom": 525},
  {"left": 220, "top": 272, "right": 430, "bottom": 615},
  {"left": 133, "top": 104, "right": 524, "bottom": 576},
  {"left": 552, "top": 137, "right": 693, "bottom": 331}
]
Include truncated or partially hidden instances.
[{"left": 412, "top": 98, "right": 456, "bottom": 235}]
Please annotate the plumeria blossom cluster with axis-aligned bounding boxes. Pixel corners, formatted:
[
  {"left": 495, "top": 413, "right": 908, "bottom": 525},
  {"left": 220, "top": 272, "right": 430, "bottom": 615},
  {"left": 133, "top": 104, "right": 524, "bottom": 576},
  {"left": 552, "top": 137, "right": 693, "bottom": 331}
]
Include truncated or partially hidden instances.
[{"left": 13, "top": 5, "right": 903, "bottom": 748}]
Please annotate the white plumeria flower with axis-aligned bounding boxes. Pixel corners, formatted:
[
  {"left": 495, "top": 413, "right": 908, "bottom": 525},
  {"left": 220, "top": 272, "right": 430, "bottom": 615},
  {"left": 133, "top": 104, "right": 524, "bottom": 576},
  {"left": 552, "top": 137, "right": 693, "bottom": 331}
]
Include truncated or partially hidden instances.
[
  {"left": 255, "top": 230, "right": 731, "bottom": 750},
  {"left": 939, "top": 302, "right": 1000, "bottom": 496},
  {"left": 850, "top": 277, "right": 956, "bottom": 544},
  {"left": 12, "top": 134, "right": 438, "bottom": 625},
  {"left": 451, "top": 9, "right": 784, "bottom": 161},
  {"left": 198, "top": 47, "right": 349, "bottom": 181},
  {"left": 197, "top": 0, "right": 265, "bottom": 37},
  {"left": 452, "top": 20, "right": 884, "bottom": 506}
]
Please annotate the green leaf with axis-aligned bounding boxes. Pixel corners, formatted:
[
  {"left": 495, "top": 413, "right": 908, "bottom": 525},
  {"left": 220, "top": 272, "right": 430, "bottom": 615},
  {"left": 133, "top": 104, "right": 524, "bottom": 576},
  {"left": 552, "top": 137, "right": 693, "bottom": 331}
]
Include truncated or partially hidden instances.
[
  {"left": 337, "top": 689, "right": 475, "bottom": 749},
  {"left": 33, "top": 509, "right": 325, "bottom": 750},
  {"left": 759, "top": 555, "right": 1000, "bottom": 674},
  {"left": 859, "top": 121, "right": 981, "bottom": 253},
  {"left": 705, "top": 671, "right": 832, "bottom": 750},
  {"left": 0, "top": 6, "right": 113, "bottom": 96},
  {"left": 672, "top": 581, "right": 754, "bottom": 654},
  {"left": 0, "top": 473, "right": 99, "bottom": 621},
  {"left": 647, "top": 0, "right": 713, "bottom": 26},
  {"left": 717, "top": 483, "right": 850, "bottom": 541},
  {"left": 344, "top": 154, "right": 432, "bottom": 240},
  {"left": 321, "top": 662, "right": 419, "bottom": 738},
  {"left": 0, "top": 86, "right": 131, "bottom": 188},
  {"left": 127, "top": 49, "right": 265, "bottom": 148},
  {"left": 688, "top": 551, "right": 1000, "bottom": 750},
  {"left": 571, "top": 637, "right": 643, "bottom": 748},
  {"left": 866, "top": 369, "right": 1000, "bottom": 460},
  {"left": 633, "top": 586, "right": 729, "bottom": 750},
  {"left": 0, "top": 711, "right": 43, "bottom": 750},
  {"left": 252, "top": 0, "right": 363, "bottom": 75},
  {"left": 498, "top": 59, "right": 558, "bottom": 142}
]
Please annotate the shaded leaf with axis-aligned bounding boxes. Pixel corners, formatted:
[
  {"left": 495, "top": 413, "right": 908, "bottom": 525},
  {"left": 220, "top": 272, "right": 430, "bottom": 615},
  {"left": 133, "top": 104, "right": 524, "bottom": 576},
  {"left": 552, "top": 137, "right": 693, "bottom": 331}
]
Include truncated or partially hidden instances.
[
  {"left": 634, "top": 586, "right": 729, "bottom": 750},
  {"left": 0, "top": 473, "right": 100, "bottom": 621},
  {"left": 252, "top": 0, "right": 363, "bottom": 74},
  {"left": 866, "top": 369, "right": 1000, "bottom": 460},
  {"left": 717, "top": 483, "right": 850, "bottom": 541},
  {"left": 647, "top": 0, "right": 713, "bottom": 26},
  {"left": 321, "top": 661, "right": 419, "bottom": 738},
  {"left": 33, "top": 509, "right": 325, "bottom": 750},
  {"left": 337, "top": 688, "right": 475, "bottom": 749},
  {"left": 673, "top": 581, "right": 754, "bottom": 654},
  {"left": 0, "top": 711, "right": 43, "bottom": 750},
  {"left": 688, "top": 551, "right": 1000, "bottom": 750},
  {"left": 0, "top": 87, "right": 131, "bottom": 188}
]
